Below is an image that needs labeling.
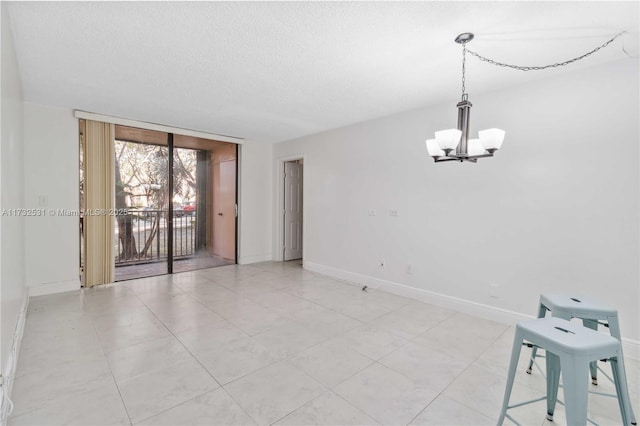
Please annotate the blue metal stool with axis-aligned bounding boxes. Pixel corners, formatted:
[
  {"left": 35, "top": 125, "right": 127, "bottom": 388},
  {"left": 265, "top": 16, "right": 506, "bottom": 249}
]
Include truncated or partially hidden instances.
[
  {"left": 498, "top": 317, "right": 634, "bottom": 425},
  {"left": 526, "top": 293, "right": 636, "bottom": 424}
]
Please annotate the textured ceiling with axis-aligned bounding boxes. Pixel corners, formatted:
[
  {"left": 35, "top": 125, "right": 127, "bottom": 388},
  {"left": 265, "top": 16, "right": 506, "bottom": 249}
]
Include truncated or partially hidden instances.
[{"left": 6, "top": 1, "right": 639, "bottom": 143}]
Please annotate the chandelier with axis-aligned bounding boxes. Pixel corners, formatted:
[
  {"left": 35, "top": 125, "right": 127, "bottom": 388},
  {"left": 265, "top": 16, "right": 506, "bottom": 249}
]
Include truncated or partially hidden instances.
[
  {"left": 426, "top": 33, "right": 504, "bottom": 163},
  {"left": 426, "top": 31, "right": 626, "bottom": 163}
]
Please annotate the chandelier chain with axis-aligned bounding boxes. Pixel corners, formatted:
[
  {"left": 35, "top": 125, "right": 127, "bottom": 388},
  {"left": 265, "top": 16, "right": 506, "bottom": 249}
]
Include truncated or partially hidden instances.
[
  {"left": 466, "top": 31, "right": 626, "bottom": 72},
  {"left": 461, "top": 43, "right": 467, "bottom": 95}
]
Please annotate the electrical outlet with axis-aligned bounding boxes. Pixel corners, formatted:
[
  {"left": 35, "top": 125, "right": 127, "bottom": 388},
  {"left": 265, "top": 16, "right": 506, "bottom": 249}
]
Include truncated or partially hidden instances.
[
  {"left": 489, "top": 283, "right": 499, "bottom": 298},
  {"left": 390, "top": 209, "right": 400, "bottom": 217},
  {"left": 379, "top": 258, "right": 385, "bottom": 268}
]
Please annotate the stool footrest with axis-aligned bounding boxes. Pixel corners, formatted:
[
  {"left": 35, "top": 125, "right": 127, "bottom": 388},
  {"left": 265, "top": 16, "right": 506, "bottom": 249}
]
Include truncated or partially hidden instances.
[
  {"left": 507, "top": 396, "right": 547, "bottom": 410},
  {"left": 590, "top": 390, "right": 618, "bottom": 398}
]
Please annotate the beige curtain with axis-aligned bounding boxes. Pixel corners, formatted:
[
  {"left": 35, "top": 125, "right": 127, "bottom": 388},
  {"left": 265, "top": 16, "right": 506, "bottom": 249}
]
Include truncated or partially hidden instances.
[{"left": 83, "top": 120, "right": 115, "bottom": 287}]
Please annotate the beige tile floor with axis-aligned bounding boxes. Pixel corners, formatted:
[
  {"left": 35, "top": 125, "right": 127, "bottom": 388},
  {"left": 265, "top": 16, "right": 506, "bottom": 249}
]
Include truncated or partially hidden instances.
[{"left": 9, "top": 262, "right": 639, "bottom": 425}]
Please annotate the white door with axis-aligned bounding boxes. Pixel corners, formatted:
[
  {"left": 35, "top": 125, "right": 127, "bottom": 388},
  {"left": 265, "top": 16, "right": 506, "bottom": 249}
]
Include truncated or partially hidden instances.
[{"left": 283, "top": 161, "right": 303, "bottom": 261}]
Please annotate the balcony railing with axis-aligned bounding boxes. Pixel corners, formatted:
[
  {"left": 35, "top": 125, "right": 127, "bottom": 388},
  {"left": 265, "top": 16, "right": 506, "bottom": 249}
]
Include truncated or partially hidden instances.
[{"left": 114, "top": 209, "right": 197, "bottom": 266}]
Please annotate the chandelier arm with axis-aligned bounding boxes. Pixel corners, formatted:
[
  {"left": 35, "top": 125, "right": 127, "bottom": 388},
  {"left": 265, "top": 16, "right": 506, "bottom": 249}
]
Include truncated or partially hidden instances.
[
  {"left": 465, "top": 31, "right": 627, "bottom": 72},
  {"left": 434, "top": 151, "right": 494, "bottom": 163},
  {"left": 433, "top": 157, "right": 464, "bottom": 163},
  {"left": 466, "top": 152, "right": 494, "bottom": 160}
]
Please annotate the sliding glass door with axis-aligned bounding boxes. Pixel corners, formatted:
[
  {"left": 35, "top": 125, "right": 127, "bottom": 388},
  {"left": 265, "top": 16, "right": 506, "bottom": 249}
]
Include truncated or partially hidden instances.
[
  {"left": 89, "top": 124, "right": 237, "bottom": 282},
  {"left": 113, "top": 127, "right": 170, "bottom": 280},
  {"left": 172, "top": 135, "right": 237, "bottom": 273}
]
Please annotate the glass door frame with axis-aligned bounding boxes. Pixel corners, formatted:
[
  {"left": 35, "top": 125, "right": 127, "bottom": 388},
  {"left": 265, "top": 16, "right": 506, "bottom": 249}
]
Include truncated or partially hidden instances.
[{"left": 167, "top": 133, "right": 175, "bottom": 274}]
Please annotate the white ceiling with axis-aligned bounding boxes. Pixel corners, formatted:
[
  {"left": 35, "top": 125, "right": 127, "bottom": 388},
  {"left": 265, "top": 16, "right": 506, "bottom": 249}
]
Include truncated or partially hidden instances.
[{"left": 7, "top": 1, "right": 639, "bottom": 143}]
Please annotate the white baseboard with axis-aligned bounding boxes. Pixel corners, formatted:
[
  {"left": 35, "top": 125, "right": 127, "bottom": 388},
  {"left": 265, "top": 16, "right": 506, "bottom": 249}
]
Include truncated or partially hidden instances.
[
  {"left": 1, "top": 291, "right": 29, "bottom": 425},
  {"left": 303, "top": 261, "right": 640, "bottom": 360},
  {"left": 27, "top": 279, "right": 81, "bottom": 297},
  {"left": 238, "top": 253, "right": 272, "bottom": 265}
]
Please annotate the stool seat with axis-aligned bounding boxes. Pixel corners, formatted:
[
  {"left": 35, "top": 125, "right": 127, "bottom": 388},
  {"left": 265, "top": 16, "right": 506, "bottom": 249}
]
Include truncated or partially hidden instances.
[
  {"left": 521, "top": 317, "right": 618, "bottom": 355},
  {"left": 498, "top": 317, "right": 635, "bottom": 425},
  {"left": 540, "top": 294, "right": 617, "bottom": 319},
  {"left": 527, "top": 293, "right": 636, "bottom": 424}
]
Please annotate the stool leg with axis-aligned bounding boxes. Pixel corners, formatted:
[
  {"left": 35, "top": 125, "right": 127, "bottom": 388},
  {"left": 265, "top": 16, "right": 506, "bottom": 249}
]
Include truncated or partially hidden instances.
[
  {"left": 610, "top": 356, "right": 634, "bottom": 425},
  {"left": 607, "top": 315, "right": 623, "bottom": 341},
  {"left": 527, "top": 303, "right": 547, "bottom": 374},
  {"left": 498, "top": 330, "right": 523, "bottom": 425},
  {"left": 545, "top": 351, "right": 561, "bottom": 421},
  {"left": 607, "top": 317, "right": 637, "bottom": 425},
  {"left": 561, "top": 355, "right": 590, "bottom": 426},
  {"left": 582, "top": 319, "right": 599, "bottom": 385}
]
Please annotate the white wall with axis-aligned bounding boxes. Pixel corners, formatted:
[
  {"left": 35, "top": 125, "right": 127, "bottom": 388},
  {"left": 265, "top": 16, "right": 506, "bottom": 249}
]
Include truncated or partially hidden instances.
[
  {"left": 239, "top": 141, "right": 273, "bottom": 263},
  {"left": 1, "top": 0, "right": 26, "bottom": 385},
  {"left": 23, "top": 103, "right": 80, "bottom": 295},
  {"left": 273, "top": 58, "right": 640, "bottom": 343}
]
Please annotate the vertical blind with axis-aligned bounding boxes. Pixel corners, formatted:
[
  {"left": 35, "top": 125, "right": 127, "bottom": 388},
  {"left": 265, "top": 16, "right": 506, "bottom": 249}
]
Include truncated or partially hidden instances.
[{"left": 83, "top": 120, "right": 115, "bottom": 286}]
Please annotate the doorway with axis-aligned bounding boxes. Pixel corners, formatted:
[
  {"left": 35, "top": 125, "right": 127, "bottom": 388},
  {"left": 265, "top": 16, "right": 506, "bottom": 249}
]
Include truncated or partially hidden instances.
[
  {"left": 79, "top": 122, "right": 238, "bottom": 284},
  {"left": 283, "top": 159, "right": 303, "bottom": 261}
]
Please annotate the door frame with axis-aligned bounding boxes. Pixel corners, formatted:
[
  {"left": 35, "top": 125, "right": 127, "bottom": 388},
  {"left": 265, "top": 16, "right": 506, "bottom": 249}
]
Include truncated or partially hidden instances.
[
  {"left": 275, "top": 155, "right": 306, "bottom": 262},
  {"left": 234, "top": 143, "right": 239, "bottom": 264}
]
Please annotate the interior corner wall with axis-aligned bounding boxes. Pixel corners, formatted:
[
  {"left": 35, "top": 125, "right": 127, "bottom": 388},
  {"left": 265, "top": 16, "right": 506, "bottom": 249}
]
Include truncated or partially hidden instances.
[
  {"left": 273, "top": 58, "right": 640, "bottom": 342},
  {"left": 0, "top": 0, "right": 26, "bottom": 377},
  {"left": 238, "top": 141, "right": 273, "bottom": 264},
  {"left": 23, "top": 103, "right": 80, "bottom": 294}
]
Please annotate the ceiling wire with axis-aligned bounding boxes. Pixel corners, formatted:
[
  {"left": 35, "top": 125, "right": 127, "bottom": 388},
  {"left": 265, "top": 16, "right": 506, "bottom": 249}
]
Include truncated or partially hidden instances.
[{"left": 465, "top": 31, "right": 628, "bottom": 72}]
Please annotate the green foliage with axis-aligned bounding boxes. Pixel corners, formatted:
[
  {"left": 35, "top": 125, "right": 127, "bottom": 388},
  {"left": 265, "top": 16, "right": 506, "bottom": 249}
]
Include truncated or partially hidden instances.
[{"left": 114, "top": 141, "right": 197, "bottom": 209}]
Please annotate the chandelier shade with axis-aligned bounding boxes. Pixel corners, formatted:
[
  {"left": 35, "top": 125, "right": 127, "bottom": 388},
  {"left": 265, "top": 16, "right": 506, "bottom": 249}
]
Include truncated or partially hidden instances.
[
  {"left": 435, "top": 129, "right": 462, "bottom": 151},
  {"left": 479, "top": 128, "right": 506, "bottom": 152},
  {"left": 425, "top": 139, "right": 444, "bottom": 158}
]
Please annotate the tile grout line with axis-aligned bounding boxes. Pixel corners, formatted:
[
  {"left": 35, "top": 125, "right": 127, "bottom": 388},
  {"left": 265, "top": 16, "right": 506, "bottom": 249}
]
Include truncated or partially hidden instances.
[
  {"left": 196, "top": 265, "right": 329, "bottom": 425},
  {"left": 291, "top": 302, "right": 455, "bottom": 424},
  {"left": 189, "top": 268, "right": 380, "bottom": 423},
  {"left": 135, "top": 289, "right": 224, "bottom": 389},
  {"left": 132, "top": 279, "right": 262, "bottom": 425},
  {"left": 406, "top": 324, "right": 516, "bottom": 425},
  {"left": 91, "top": 284, "right": 223, "bottom": 423},
  {"left": 82, "top": 290, "right": 135, "bottom": 426},
  {"left": 132, "top": 388, "right": 223, "bottom": 425},
  {"left": 251, "top": 360, "right": 331, "bottom": 426}
]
